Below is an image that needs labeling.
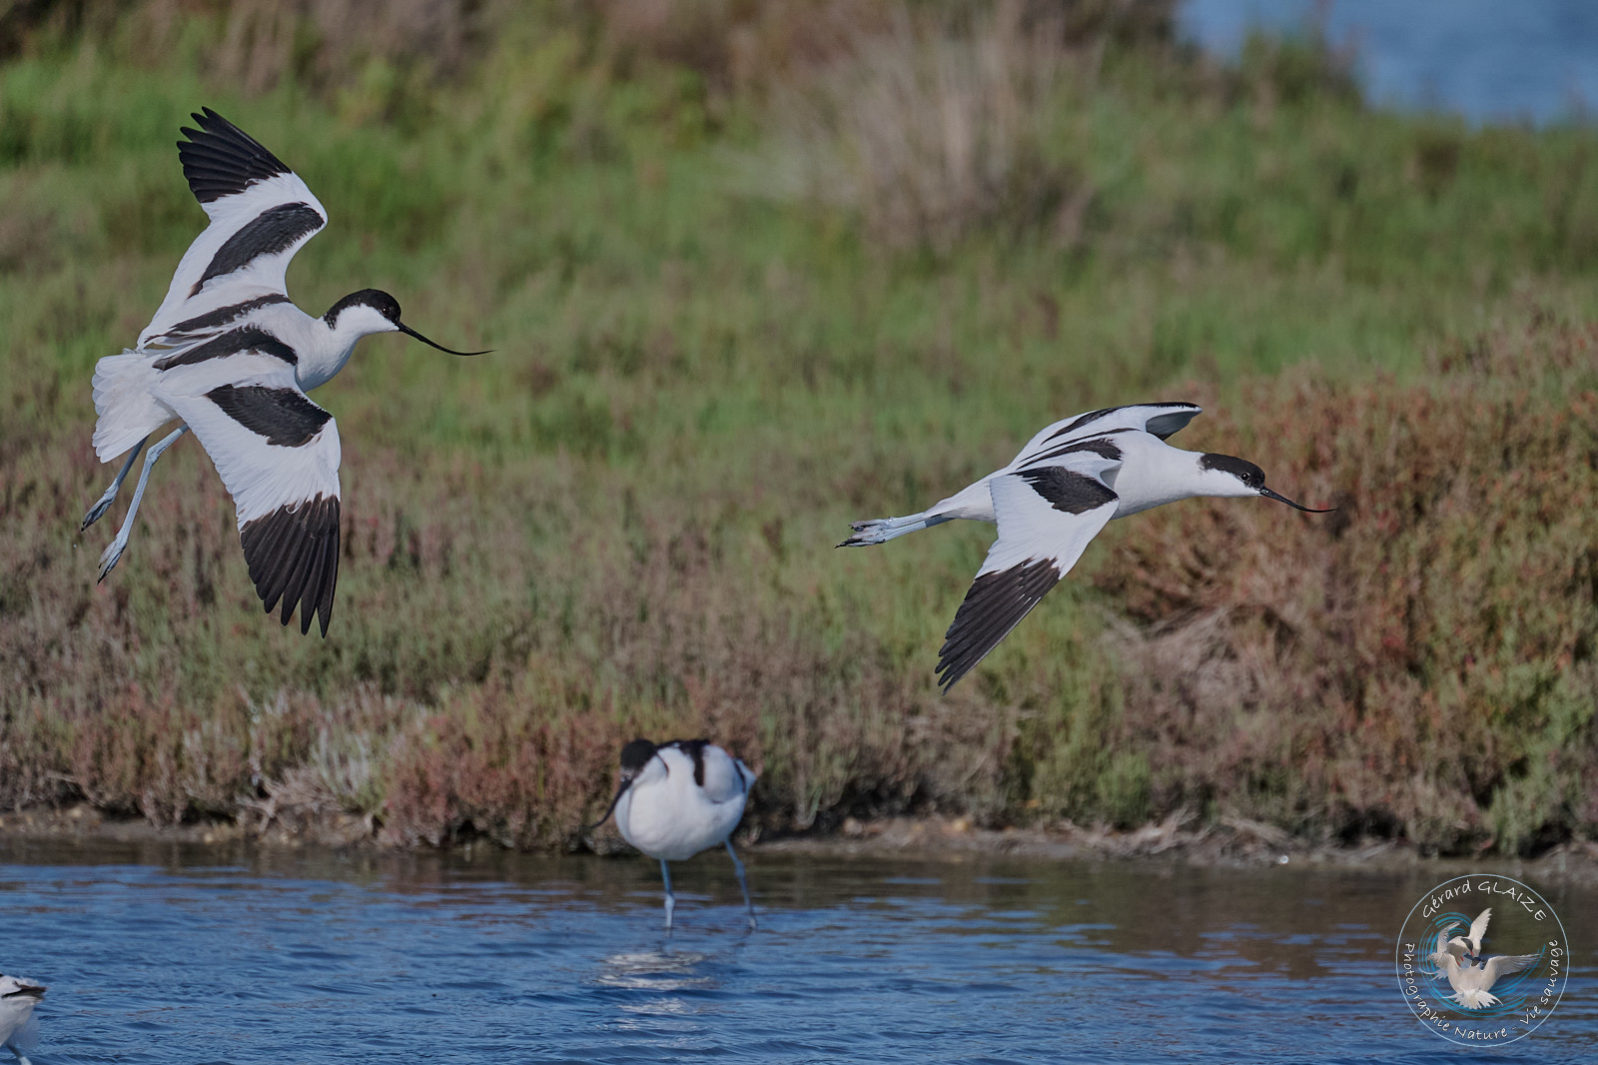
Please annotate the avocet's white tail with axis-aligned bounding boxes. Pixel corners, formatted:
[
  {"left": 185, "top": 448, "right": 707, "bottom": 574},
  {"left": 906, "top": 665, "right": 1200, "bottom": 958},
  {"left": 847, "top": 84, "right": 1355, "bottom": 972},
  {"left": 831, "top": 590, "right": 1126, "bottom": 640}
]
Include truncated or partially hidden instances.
[
  {"left": 91, "top": 351, "right": 170, "bottom": 461},
  {"left": 839, "top": 480, "right": 997, "bottom": 547}
]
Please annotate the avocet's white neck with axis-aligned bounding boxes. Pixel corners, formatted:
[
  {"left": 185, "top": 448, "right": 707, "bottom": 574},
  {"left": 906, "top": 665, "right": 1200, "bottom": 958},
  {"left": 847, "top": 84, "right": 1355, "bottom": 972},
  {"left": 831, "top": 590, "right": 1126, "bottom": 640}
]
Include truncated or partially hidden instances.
[
  {"left": 1109, "top": 434, "right": 1260, "bottom": 517},
  {"left": 297, "top": 304, "right": 398, "bottom": 391}
]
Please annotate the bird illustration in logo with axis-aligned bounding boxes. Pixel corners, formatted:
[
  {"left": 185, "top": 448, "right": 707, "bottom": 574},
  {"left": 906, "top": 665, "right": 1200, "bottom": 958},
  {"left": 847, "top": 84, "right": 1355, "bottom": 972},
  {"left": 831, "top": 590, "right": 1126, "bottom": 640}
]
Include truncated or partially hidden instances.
[{"left": 1427, "top": 908, "right": 1542, "bottom": 1009}]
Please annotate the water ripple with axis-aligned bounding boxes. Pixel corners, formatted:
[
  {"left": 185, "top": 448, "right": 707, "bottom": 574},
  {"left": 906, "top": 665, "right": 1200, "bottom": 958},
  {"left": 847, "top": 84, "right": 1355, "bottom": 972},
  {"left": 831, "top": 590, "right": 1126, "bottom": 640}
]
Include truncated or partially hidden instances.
[{"left": 0, "top": 842, "right": 1593, "bottom": 1063}]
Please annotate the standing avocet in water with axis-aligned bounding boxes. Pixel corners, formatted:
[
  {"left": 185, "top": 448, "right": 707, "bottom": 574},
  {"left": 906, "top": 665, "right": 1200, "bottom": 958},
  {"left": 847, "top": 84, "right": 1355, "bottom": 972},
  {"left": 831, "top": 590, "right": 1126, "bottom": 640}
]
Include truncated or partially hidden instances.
[
  {"left": 0, "top": 973, "right": 45, "bottom": 1065},
  {"left": 841, "top": 402, "right": 1330, "bottom": 691},
  {"left": 83, "top": 108, "right": 487, "bottom": 635},
  {"left": 590, "top": 739, "right": 758, "bottom": 931}
]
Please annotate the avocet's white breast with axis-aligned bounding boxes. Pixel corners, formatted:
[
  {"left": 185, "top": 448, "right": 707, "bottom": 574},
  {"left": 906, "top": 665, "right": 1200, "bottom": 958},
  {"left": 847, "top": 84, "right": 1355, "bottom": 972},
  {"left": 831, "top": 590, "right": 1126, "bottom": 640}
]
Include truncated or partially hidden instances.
[
  {"left": 616, "top": 744, "right": 754, "bottom": 862},
  {"left": 1098, "top": 431, "right": 1217, "bottom": 517},
  {"left": 0, "top": 973, "right": 45, "bottom": 1054},
  {"left": 293, "top": 302, "right": 396, "bottom": 392}
]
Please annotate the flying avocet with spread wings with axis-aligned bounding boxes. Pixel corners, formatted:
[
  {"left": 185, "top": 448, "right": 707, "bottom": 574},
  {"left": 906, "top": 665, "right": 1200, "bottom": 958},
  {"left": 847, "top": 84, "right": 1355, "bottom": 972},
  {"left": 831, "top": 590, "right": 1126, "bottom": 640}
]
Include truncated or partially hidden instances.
[
  {"left": 83, "top": 108, "right": 487, "bottom": 635},
  {"left": 841, "top": 403, "right": 1331, "bottom": 690}
]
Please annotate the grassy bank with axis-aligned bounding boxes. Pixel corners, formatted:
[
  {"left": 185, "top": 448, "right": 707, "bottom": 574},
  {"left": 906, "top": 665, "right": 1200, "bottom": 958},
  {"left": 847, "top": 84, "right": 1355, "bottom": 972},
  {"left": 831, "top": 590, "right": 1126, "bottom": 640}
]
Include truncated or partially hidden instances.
[{"left": 2, "top": 1, "right": 1596, "bottom": 854}]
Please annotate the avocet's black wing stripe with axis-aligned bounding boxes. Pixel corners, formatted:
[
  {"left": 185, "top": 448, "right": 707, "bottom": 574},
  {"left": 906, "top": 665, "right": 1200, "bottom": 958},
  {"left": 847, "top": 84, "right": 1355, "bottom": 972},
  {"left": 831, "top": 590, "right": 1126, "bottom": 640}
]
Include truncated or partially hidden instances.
[
  {"left": 664, "top": 740, "right": 711, "bottom": 787},
  {"left": 192, "top": 202, "right": 325, "bottom": 296},
  {"left": 936, "top": 452, "right": 1121, "bottom": 692},
  {"left": 1014, "top": 465, "right": 1119, "bottom": 514},
  {"left": 152, "top": 365, "right": 342, "bottom": 636},
  {"left": 206, "top": 384, "right": 333, "bottom": 447},
  {"left": 1011, "top": 402, "right": 1202, "bottom": 468},
  {"left": 661, "top": 740, "right": 755, "bottom": 803},
  {"left": 178, "top": 106, "right": 292, "bottom": 204},
  {"left": 152, "top": 326, "right": 296, "bottom": 371},
  {"left": 166, "top": 294, "right": 291, "bottom": 337},
  {"left": 1037, "top": 402, "right": 1201, "bottom": 442},
  {"left": 1016, "top": 436, "right": 1126, "bottom": 476},
  {"left": 140, "top": 108, "right": 328, "bottom": 349}
]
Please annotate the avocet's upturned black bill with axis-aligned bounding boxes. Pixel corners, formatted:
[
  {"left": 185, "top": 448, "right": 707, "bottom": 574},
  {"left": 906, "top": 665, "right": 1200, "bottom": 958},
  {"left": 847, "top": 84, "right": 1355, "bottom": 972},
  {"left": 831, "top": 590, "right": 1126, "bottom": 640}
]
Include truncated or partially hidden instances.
[
  {"left": 81, "top": 108, "right": 490, "bottom": 635},
  {"left": 840, "top": 402, "right": 1334, "bottom": 691},
  {"left": 589, "top": 738, "right": 758, "bottom": 931},
  {"left": 397, "top": 322, "right": 488, "bottom": 356},
  {"left": 322, "top": 289, "right": 489, "bottom": 357}
]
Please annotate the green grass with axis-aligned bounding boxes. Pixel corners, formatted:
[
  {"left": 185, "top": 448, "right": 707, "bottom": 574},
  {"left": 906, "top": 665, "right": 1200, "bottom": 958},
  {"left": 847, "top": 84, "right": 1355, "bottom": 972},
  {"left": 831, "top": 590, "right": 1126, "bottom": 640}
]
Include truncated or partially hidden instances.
[{"left": 2, "top": 2, "right": 1596, "bottom": 854}]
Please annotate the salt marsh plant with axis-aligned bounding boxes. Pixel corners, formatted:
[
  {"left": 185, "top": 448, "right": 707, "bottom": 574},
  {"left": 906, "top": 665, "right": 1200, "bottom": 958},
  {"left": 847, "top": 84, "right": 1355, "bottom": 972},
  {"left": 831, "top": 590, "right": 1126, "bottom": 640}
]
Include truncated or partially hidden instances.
[{"left": 2, "top": 1, "right": 1596, "bottom": 854}]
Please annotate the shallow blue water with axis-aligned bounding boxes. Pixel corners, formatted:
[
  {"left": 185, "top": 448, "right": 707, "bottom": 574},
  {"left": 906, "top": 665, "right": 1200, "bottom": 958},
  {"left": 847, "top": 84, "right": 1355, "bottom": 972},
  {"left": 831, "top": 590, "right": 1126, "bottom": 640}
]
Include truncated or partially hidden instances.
[
  {"left": 0, "top": 842, "right": 1594, "bottom": 1063},
  {"left": 1179, "top": 0, "right": 1598, "bottom": 125}
]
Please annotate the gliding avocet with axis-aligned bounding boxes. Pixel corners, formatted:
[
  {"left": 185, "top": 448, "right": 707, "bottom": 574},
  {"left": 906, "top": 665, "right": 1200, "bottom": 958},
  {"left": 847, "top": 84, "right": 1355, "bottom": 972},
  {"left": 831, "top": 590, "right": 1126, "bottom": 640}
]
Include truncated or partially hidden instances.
[{"left": 841, "top": 402, "right": 1331, "bottom": 690}]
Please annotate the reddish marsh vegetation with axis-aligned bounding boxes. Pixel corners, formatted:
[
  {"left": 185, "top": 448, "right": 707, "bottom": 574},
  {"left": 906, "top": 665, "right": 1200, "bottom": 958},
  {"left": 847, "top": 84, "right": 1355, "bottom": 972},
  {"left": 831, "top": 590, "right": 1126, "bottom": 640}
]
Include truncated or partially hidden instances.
[
  {"left": 1089, "top": 318, "right": 1598, "bottom": 854},
  {"left": 5, "top": 322, "right": 1593, "bottom": 855},
  {"left": 2, "top": 1, "right": 1596, "bottom": 856}
]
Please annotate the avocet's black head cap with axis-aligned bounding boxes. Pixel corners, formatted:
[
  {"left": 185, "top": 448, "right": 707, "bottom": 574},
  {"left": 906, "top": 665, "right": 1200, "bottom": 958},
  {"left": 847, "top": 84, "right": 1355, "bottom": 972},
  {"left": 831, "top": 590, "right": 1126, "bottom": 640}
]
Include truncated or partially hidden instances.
[
  {"left": 1200, "top": 452, "right": 1334, "bottom": 512},
  {"left": 585, "top": 739, "right": 660, "bottom": 833},
  {"left": 619, "top": 739, "right": 659, "bottom": 775},
  {"left": 326, "top": 288, "right": 401, "bottom": 323},
  {"left": 325, "top": 288, "right": 491, "bottom": 356}
]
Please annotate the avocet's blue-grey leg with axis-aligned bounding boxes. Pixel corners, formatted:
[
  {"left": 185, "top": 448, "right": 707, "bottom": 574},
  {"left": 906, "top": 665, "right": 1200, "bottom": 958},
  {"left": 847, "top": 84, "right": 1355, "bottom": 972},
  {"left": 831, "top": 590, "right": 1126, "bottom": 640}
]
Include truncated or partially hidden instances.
[
  {"left": 725, "top": 840, "right": 756, "bottom": 930},
  {"left": 839, "top": 511, "right": 953, "bottom": 547},
  {"left": 81, "top": 434, "right": 148, "bottom": 531},
  {"left": 98, "top": 425, "right": 187, "bottom": 582},
  {"left": 660, "top": 859, "right": 676, "bottom": 931}
]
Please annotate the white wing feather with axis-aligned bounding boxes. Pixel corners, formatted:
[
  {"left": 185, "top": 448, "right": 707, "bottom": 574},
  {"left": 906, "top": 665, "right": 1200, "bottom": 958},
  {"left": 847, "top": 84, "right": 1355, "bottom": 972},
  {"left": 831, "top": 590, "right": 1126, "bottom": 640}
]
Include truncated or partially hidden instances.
[
  {"left": 1010, "top": 402, "right": 1202, "bottom": 468},
  {"left": 140, "top": 109, "right": 328, "bottom": 347},
  {"left": 152, "top": 359, "right": 342, "bottom": 634},
  {"left": 149, "top": 361, "right": 339, "bottom": 524}
]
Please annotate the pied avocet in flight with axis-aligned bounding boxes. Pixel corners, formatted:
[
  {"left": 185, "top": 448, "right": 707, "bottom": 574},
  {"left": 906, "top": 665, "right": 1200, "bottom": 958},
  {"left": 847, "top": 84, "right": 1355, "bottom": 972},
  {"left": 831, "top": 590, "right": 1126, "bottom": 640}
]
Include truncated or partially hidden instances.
[
  {"left": 589, "top": 739, "right": 758, "bottom": 931},
  {"left": 83, "top": 108, "right": 486, "bottom": 635},
  {"left": 841, "top": 402, "right": 1331, "bottom": 691}
]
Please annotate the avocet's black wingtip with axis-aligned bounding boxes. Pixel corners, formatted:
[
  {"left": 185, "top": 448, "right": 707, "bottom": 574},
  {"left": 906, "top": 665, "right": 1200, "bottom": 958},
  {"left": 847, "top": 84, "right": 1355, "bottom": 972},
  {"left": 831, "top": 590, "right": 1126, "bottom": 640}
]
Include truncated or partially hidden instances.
[
  {"left": 934, "top": 558, "right": 1062, "bottom": 696},
  {"left": 177, "top": 105, "right": 293, "bottom": 204},
  {"left": 242, "top": 495, "right": 341, "bottom": 639},
  {"left": 934, "top": 664, "right": 967, "bottom": 694}
]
